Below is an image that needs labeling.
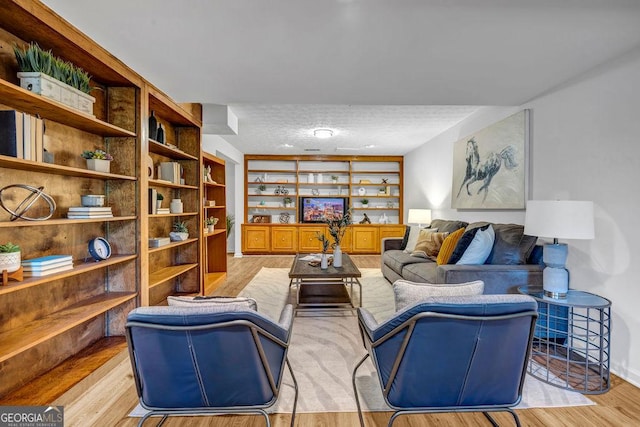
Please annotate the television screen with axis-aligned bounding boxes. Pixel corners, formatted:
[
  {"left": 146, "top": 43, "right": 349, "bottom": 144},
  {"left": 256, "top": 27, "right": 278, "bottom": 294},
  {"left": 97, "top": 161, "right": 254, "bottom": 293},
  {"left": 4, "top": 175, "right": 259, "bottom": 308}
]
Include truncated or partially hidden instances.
[{"left": 299, "top": 197, "right": 348, "bottom": 223}]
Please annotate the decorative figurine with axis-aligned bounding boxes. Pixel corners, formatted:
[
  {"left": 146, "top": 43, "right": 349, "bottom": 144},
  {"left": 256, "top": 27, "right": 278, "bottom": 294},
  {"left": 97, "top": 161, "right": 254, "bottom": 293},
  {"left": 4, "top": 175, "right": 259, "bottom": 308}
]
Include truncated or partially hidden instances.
[{"left": 359, "top": 213, "right": 371, "bottom": 224}]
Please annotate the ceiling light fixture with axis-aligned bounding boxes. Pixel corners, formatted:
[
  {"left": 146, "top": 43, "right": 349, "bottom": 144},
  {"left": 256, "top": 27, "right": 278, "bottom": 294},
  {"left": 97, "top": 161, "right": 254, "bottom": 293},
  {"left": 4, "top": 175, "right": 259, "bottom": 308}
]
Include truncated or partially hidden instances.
[{"left": 313, "top": 128, "right": 334, "bottom": 139}]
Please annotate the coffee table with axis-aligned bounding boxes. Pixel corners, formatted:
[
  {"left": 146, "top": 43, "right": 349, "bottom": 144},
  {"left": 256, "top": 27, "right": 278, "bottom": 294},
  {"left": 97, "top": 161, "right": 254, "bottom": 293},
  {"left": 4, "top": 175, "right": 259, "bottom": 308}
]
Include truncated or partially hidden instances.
[{"left": 288, "top": 253, "right": 362, "bottom": 314}]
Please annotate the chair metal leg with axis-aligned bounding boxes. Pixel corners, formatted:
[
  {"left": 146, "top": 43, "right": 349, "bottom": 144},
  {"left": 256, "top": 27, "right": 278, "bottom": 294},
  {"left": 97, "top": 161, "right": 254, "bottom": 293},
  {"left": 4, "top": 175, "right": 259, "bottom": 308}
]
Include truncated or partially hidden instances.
[
  {"left": 483, "top": 409, "right": 521, "bottom": 427},
  {"left": 286, "top": 358, "right": 299, "bottom": 427},
  {"left": 352, "top": 353, "right": 370, "bottom": 427},
  {"left": 137, "top": 413, "right": 167, "bottom": 427}
]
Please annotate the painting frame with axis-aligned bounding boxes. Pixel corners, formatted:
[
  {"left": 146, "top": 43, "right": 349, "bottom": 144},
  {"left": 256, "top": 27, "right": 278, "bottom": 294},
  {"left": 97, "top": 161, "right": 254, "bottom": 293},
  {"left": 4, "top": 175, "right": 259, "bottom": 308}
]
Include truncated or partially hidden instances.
[{"left": 451, "top": 110, "right": 529, "bottom": 209}]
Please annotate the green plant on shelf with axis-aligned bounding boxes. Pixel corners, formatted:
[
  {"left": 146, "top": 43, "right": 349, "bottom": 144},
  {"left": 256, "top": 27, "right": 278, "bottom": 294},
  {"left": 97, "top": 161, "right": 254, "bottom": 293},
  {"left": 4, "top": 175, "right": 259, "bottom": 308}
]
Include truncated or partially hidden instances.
[
  {"left": 157, "top": 193, "right": 164, "bottom": 201},
  {"left": 173, "top": 221, "right": 188, "bottom": 233},
  {"left": 81, "top": 149, "right": 113, "bottom": 160},
  {"left": 360, "top": 198, "right": 369, "bottom": 206},
  {"left": 0, "top": 242, "right": 20, "bottom": 253},
  {"left": 283, "top": 197, "right": 292, "bottom": 206},
  {"left": 205, "top": 216, "right": 219, "bottom": 226},
  {"left": 226, "top": 214, "right": 235, "bottom": 235},
  {"left": 13, "top": 42, "right": 92, "bottom": 93}
]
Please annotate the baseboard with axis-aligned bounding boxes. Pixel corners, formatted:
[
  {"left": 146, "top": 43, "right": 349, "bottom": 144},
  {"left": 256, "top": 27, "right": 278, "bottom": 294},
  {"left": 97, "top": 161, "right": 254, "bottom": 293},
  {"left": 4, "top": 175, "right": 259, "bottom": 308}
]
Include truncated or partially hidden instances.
[{"left": 612, "top": 364, "right": 640, "bottom": 388}]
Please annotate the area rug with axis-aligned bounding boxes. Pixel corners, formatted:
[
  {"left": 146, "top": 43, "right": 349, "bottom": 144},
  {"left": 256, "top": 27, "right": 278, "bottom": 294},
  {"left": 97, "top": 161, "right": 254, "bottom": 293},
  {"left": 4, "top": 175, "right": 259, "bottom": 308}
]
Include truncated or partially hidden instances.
[
  {"left": 239, "top": 268, "right": 595, "bottom": 413},
  {"left": 129, "top": 267, "right": 594, "bottom": 417}
]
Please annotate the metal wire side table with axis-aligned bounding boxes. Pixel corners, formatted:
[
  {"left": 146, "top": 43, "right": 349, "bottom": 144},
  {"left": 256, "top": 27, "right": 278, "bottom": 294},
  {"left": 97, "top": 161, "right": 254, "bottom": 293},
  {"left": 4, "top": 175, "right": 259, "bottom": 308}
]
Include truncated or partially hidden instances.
[{"left": 518, "top": 285, "right": 611, "bottom": 394}]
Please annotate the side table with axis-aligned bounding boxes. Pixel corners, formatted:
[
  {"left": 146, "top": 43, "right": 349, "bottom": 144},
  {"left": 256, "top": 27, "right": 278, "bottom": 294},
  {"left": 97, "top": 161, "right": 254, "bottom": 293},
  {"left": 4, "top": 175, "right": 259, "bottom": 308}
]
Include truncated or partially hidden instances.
[{"left": 518, "top": 285, "right": 611, "bottom": 394}]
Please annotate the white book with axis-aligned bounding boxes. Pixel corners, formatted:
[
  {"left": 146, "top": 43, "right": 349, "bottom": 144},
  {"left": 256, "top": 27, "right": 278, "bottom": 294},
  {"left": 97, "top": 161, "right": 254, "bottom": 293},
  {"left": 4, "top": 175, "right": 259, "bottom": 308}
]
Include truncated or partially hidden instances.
[
  {"left": 22, "top": 255, "right": 73, "bottom": 266},
  {"left": 23, "top": 261, "right": 73, "bottom": 272},
  {"left": 24, "top": 264, "right": 74, "bottom": 277},
  {"left": 22, "top": 112, "right": 31, "bottom": 160},
  {"left": 68, "top": 214, "right": 114, "bottom": 218},
  {"left": 68, "top": 207, "right": 113, "bottom": 212}
]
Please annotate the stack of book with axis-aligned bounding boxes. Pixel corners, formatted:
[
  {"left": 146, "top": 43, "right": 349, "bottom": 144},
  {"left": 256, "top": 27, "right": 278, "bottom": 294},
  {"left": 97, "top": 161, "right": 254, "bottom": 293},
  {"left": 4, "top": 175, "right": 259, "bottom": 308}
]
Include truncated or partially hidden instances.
[
  {"left": 0, "top": 110, "right": 45, "bottom": 161},
  {"left": 157, "top": 208, "right": 170, "bottom": 214},
  {"left": 22, "top": 255, "right": 73, "bottom": 277},
  {"left": 67, "top": 206, "right": 113, "bottom": 219}
]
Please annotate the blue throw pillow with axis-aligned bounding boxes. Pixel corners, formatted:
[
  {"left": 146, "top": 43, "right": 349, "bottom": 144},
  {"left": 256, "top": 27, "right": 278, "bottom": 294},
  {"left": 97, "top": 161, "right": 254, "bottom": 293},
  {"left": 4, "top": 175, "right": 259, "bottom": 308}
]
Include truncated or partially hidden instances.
[
  {"left": 448, "top": 225, "right": 489, "bottom": 264},
  {"left": 456, "top": 225, "right": 495, "bottom": 265}
]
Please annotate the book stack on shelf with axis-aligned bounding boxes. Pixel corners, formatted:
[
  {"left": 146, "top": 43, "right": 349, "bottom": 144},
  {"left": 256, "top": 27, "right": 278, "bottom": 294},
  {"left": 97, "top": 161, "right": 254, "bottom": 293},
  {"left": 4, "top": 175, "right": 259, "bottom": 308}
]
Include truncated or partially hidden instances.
[
  {"left": 157, "top": 208, "right": 170, "bottom": 214},
  {"left": 22, "top": 255, "right": 73, "bottom": 277},
  {"left": 67, "top": 206, "right": 113, "bottom": 219},
  {"left": 0, "top": 110, "right": 44, "bottom": 161}
]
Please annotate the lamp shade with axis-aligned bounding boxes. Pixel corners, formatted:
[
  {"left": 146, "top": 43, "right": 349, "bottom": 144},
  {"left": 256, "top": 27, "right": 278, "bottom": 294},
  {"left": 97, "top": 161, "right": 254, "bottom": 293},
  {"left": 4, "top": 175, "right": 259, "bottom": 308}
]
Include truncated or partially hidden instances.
[
  {"left": 407, "top": 209, "right": 431, "bottom": 226},
  {"left": 524, "top": 200, "right": 594, "bottom": 240}
]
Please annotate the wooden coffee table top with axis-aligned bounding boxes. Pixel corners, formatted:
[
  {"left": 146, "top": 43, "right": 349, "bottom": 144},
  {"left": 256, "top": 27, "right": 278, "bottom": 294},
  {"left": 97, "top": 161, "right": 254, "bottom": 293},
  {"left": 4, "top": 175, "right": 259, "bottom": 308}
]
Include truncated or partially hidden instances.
[{"left": 289, "top": 253, "right": 362, "bottom": 279}]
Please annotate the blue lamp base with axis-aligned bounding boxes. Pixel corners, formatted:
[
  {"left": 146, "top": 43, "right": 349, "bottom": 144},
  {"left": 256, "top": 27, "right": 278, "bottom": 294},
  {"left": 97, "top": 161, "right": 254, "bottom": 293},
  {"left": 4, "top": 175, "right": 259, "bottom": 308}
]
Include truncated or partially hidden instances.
[{"left": 542, "top": 243, "right": 569, "bottom": 298}]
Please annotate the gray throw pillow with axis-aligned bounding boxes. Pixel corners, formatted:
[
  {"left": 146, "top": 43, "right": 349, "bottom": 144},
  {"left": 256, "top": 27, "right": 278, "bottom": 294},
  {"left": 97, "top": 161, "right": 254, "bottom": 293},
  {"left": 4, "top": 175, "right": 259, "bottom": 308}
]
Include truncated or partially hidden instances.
[
  {"left": 393, "top": 279, "right": 485, "bottom": 311},
  {"left": 486, "top": 224, "right": 538, "bottom": 265},
  {"left": 167, "top": 296, "right": 258, "bottom": 311}
]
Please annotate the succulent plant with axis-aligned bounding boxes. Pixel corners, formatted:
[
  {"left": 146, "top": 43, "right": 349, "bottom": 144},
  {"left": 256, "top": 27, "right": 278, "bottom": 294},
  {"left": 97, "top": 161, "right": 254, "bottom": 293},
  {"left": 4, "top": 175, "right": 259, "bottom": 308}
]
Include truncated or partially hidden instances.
[
  {"left": 173, "top": 221, "right": 188, "bottom": 233},
  {"left": 0, "top": 242, "right": 20, "bottom": 253},
  {"left": 81, "top": 149, "right": 113, "bottom": 160},
  {"left": 205, "top": 216, "right": 218, "bottom": 226}
]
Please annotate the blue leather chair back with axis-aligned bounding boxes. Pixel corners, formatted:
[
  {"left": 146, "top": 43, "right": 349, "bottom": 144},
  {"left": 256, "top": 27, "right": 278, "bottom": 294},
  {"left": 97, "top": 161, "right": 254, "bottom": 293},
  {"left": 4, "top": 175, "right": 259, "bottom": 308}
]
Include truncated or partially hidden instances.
[
  {"left": 126, "top": 306, "right": 290, "bottom": 409},
  {"left": 363, "top": 295, "right": 537, "bottom": 409}
]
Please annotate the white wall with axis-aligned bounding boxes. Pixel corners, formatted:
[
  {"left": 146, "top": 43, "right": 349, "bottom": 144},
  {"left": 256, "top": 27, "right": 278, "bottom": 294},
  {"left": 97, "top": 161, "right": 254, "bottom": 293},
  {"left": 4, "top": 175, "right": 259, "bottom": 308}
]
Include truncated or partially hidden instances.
[
  {"left": 405, "top": 49, "right": 640, "bottom": 386},
  {"left": 202, "top": 135, "right": 244, "bottom": 257}
]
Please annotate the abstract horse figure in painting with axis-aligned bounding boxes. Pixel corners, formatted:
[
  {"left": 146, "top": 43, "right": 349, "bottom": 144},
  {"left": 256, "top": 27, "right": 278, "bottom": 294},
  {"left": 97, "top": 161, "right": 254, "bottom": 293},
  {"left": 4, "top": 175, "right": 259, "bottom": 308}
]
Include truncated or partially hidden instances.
[{"left": 456, "top": 137, "right": 518, "bottom": 202}]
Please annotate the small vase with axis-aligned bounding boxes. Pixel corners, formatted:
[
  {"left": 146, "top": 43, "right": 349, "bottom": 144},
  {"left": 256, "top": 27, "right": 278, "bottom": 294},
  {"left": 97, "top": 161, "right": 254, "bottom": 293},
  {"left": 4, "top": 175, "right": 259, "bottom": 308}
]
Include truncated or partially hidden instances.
[
  {"left": 320, "top": 253, "right": 328, "bottom": 270},
  {"left": 148, "top": 110, "right": 158, "bottom": 140},
  {"left": 169, "top": 232, "right": 188, "bottom": 242},
  {"left": 156, "top": 123, "right": 165, "bottom": 144},
  {"left": 333, "top": 245, "right": 342, "bottom": 268},
  {"left": 156, "top": 200, "right": 162, "bottom": 210},
  {"left": 86, "top": 158, "right": 111, "bottom": 173},
  {"left": 207, "top": 224, "right": 215, "bottom": 233},
  {"left": 170, "top": 199, "right": 183, "bottom": 214}
]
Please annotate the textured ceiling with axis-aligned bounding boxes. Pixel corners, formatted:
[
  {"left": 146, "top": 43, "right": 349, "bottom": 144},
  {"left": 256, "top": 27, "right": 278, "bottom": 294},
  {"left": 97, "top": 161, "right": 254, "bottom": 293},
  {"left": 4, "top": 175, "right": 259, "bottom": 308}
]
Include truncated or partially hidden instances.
[
  {"left": 222, "top": 104, "right": 478, "bottom": 155},
  {"left": 43, "top": 0, "right": 640, "bottom": 154}
]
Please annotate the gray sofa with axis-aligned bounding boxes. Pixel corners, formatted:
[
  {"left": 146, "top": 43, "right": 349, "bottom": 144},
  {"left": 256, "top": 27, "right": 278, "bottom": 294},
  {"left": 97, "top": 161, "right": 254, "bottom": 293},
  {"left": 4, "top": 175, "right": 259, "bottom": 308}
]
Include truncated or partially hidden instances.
[{"left": 381, "top": 219, "right": 544, "bottom": 295}]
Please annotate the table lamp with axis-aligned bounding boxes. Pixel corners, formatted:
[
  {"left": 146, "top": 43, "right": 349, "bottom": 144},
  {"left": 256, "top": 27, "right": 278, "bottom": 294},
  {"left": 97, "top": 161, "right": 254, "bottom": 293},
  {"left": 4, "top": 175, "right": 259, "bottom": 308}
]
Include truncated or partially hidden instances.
[
  {"left": 524, "top": 200, "right": 594, "bottom": 298},
  {"left": 407, "top": 209, "right": 431, "bottom": 228}
]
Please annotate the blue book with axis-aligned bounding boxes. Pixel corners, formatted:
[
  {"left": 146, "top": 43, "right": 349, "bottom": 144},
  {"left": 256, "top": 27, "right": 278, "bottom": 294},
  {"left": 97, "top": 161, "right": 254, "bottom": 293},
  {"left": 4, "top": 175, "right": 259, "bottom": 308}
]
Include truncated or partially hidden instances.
[{"left": 22, "top": 255, "right": 73, "bottom": 266}]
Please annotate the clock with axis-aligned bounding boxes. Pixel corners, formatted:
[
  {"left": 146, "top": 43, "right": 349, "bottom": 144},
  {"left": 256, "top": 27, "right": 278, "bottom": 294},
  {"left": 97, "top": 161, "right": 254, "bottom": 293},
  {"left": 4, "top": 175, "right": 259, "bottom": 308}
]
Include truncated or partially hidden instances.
[{"left": 88, "top": 237, "right": 112, "bottom": 261}]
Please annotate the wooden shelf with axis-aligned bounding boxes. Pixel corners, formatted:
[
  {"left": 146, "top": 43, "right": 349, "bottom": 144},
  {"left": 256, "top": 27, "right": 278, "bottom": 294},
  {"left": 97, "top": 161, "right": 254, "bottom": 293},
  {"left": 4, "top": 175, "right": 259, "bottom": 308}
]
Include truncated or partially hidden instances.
[
  {"left": 148, "top": 238, "right": 198, "bottom": 253},
  {"left": 0, "top": 216, "right": 137, "bottom": 228},
  {"left": 148, "top": 212, "right": 198, "bottom": 218},
  {"left": 204, "top": 229, "right": 226, "bottom": 237},
  {"left": 248, "top": 169, "right": 295, "bottom": 174},
  {"left": 248, "top": 206, "right": 296, "bottom": 210},
  {"left": 148, "top": 139, "right": 198, "bottom": 160},
  {"left": 204, "top": 205, "right": 226, "bottom": 210},
  {"left": 0, "top": 80, "right": 135, "bottom": 137},
  {"left": 204, "top": 182, "right": 225, "bottom": 188},
  {"left": 204, "top": 272, "right": 227, "bottom": 295},
  {"left": 149, "top": 91, "right": 200, "bottom": 127},
  {"left": 0, "top": 255, "right": 137, "bottom": 296},
  {"left": 0, "top": 292, "right": 136, "bottom": 363},
  {"left": 148, "top": 264, "right": 198, "bottom": 289},
  {"left": 148, "top": 179, "right": 199, "bottom": 190},
  {"left": 352, "top": 170, "right": 400, "bottom": 174},
  {"left": 0, "top": 155, "right": 136, "bottom": 180}
]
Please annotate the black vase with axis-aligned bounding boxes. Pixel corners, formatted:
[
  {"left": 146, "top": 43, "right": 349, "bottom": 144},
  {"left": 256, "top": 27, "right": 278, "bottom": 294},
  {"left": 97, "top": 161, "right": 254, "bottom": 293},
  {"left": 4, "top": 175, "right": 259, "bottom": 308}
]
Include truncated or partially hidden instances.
[
  {"left": 148, "top": 110, "right": 158, "bottom": 140},
  {"left": 156, "top": 123, "right": 165, "bottom": 144}
]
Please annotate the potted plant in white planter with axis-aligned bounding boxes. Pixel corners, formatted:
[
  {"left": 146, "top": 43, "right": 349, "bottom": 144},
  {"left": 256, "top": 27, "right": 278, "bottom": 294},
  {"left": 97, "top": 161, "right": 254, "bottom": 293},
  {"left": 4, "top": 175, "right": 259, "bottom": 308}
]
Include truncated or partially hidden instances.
[
  {"left": 0, "top": 242, "right": 21, "bottom": 273},
  {"left": 13, "top": 42, "right": 95, "bottom": 115},
  {"left": 170, "top": 221, "right": 189, "bottom": 242},
  {"left": 283, "top": 197, "right": 292, "bottom": 208},
  {"left": 255, "top": 183, "right": 266, "bottom": 195},
  {"left": 81, "top": 149, "right": 113, "bottom": 173},
  {"left": 156, "top": 193, "right": 164, "bottom": 210},
  {"left": 360, "top": 198, "right": 369, "bottom": 208},
  {"left": 205, "top": 216, "right": 218, "bottom": 233},
  {"left": 331, "top": 175, "right": 339, "bottom": 184}
]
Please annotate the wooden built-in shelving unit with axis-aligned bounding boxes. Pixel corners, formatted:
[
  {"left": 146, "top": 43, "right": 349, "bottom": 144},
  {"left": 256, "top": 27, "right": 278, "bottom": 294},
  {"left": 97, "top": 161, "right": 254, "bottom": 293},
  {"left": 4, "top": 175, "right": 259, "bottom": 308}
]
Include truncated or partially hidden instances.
[{"left": 0, "top": 0, "right": 225, "bottom": 398}]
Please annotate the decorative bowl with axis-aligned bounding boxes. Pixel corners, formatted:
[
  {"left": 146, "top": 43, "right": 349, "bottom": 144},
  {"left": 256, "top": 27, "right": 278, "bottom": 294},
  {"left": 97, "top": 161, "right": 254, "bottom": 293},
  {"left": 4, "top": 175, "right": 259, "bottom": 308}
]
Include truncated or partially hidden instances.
[{"left": 81, "top": 194, "right": 105, "bottom": 207}]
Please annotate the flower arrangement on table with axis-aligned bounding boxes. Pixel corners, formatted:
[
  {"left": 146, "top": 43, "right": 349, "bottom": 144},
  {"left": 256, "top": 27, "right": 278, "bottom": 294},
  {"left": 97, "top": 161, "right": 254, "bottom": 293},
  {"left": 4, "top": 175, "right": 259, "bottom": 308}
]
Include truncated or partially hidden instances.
[
  {"left": 325, "top": 209, "right": 352, "bottom": 248},
  {"left": 81, "top": 149, "right": 113, "bottom": 161},
  {"left": 315, "top": 232, "right": 330, "bottom": 254}
]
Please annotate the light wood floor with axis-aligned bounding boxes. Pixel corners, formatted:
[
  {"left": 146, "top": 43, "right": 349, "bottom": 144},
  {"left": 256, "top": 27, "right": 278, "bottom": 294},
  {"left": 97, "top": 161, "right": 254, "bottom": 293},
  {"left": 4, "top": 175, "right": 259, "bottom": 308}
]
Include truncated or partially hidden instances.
[{"left": 59, "top": 255, "right": 639, "bottom": 426}]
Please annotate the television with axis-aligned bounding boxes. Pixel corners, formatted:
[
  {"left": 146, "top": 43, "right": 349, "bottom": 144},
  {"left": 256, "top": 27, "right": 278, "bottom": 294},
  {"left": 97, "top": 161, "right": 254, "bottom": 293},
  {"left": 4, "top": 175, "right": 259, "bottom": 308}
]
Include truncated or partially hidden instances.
[{"left": 299, "top": 197, "right": 348, "bottom": 223}]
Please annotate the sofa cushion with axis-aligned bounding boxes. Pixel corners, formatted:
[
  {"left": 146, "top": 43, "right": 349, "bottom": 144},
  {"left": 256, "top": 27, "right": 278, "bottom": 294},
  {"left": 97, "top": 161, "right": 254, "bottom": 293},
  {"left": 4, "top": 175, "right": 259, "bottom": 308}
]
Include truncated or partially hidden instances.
[
  {"left": 448, "top": 224, "right": 490, "bottom": 264},
  {"left": 383, "top": 249, "right": 431, "bottom": 276},
  {"left": 486, "top": 224, "right": 538, "bottom": 265},
  {"left": 456, "top": 225, "right": 495, "bottom": 265},
  {"left": 167, "top": 296, "right": 258, "bottom": 311},
  {"left": 403, "top": 225, "right": 424, "bottom": 253},
  {"left": 393, "top": 279, "right": 485, "bottom": 311},
  {"left": 402, "top": 262, "right": 438, "bottom": 283},
  {"left": 430, "top": 219, "right": 469, "bottom": 234},
  {"left": 411, "top": 229, "right": 449, "bottom": 259},
  {"left": 436, "top": 227, "right": 466, "bottom": 265},
  {"left": 400, "top": 225, "right": 410, "bottom": 250}
]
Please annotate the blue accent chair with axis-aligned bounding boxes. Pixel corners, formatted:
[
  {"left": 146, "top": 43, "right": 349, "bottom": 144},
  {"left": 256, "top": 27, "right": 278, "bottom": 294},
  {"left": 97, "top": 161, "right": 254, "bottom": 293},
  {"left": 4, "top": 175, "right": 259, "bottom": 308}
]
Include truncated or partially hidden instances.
[
  {"left": 125, "top": 304, "right": 298, "bottom": 427},
  {"left": 352, "top": 295, "right": 538, "bottom": 427}
]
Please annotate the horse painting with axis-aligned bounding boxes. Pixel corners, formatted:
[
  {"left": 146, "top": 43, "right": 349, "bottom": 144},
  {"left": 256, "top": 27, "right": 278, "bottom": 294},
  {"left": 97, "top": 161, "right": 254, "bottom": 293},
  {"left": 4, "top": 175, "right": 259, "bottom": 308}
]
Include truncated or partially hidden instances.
[{"left": 456, "top": 137, "right": 518, "bottom": 202}]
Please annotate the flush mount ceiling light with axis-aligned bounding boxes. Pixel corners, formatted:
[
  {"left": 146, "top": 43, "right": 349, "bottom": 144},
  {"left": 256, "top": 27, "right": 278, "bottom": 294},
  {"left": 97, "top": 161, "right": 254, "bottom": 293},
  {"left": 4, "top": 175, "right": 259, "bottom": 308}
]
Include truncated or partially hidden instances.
[{"left": 313, "top": 128, "right": 334, "bottom": 139}]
